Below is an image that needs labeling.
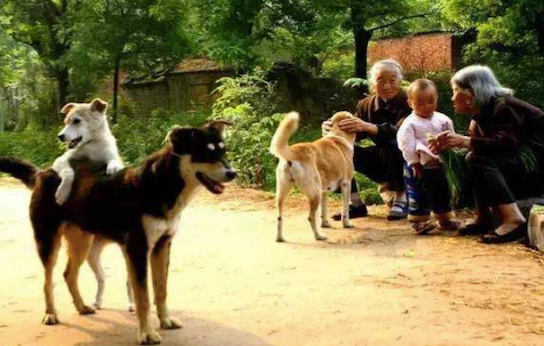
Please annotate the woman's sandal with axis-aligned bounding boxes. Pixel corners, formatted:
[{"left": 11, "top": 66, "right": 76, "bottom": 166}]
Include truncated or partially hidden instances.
[
  {"left": 387, "top": 200, "right": 407, "bottom": 220},
  {"left": 412, "top": 221, "right": 436, "bottom": 235},
  {"left": 438, "top": 220, "right": 461, "bottom": 230}
]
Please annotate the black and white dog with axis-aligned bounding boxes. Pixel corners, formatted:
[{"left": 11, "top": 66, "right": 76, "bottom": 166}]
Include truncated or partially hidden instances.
[{"left": 0, "top": 121, "right": 236, "bottom": 345}]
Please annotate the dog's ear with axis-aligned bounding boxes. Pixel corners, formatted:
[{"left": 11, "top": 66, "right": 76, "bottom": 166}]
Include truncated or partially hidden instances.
[
  {"left": 90, "top": 98, "right": 108, "bottom": 113},
  {"left": 205, "top": 120, "right": 233, "bottom": 138},
  {"left": 167, "top": 126, "right": 196, "bottom": 154},
  {"left": 60, "top": 103, "right": 76, "bottom": 115}
]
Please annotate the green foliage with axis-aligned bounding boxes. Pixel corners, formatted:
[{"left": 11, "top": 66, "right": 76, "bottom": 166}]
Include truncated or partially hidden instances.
[
  {"left": 354, "top": 174, "right": 382, "bottom": 205},
  {"left": 343, "top": 78, "right": 369, "bottom": 89},
  {"left": 439, "top": 149, "right": 470, "bottom": 206},
  {"left": 192, "top": 0, "right": 345, "bottom": 72},
  {"left": 69, "top": 0, "right": 191, "bottom": 78},
  {"left": 0, "top": 125, "right": 63, "bottom": 167},
  {"left": 465, "top": 53, "right": 544, "bottom": 110},
  {"left": 320, "top": 51, "right": 354, "bottom": 79},
  {"left": 0, "top": 29, "right": 49, "bottom": 130},
  {"left": 113, "top": 109, "right": 209, "bottom": 165},
  {"left": 441, "top": 0, "right": 544, "bottom": 58},
  {"left": 209, "top": 70, "right": 284, "bottom": 188}
]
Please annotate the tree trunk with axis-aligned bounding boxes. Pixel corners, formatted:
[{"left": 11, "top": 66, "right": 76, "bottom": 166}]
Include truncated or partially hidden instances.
[
  {"left": 56, "top": 67, "right": 70, "bottom": 111},
  {"left": 112, "top": 55, "right": 121, "bottom": 124},
  {"left": 351, "top": 6, "right": 372, "bottom": 98}
]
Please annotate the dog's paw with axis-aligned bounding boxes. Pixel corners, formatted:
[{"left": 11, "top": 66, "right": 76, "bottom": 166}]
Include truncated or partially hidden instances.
[
  {"left": 276, "top": 236, "right": 285, "bottom": 243},
  {"left": 106, "top": 161, "right": 123, "bottom": 175},
  {"left": 139, "top": 327, "right": 162, "bottom": 345},
  {"left": 315, "top": 234, "right": 328, "bottom": 241},
  {"left": 55, "top": 187, "right": 70, "bottom": 205},
  {"left": 93, "top": 301, "right": 102, "bottom": 310},
  {"left": 42, "top": 313, "right": 59, "bottom": 325},
  {"left": 343, "top": 222, "right": 355, "bottom": 229},
  {"left": 77, "top": 305, "right": 96, "bottom": 315},
  {"left": 321, "top": 220, "right": 332, "bottom": 228},
  {"left": 160, "top": 317, "right": 183, "bottom": 330},
  {"left": 128, "top": 303, "right": 135, "bottom": 314}
]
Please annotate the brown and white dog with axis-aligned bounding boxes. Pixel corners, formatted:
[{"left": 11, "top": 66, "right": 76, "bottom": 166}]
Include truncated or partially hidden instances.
[
  {"left": 0, "top": 121, "right": 236, "bottom": 345},
  {"left": 270, "top": 111, "right": 356, "bottom": 242}
]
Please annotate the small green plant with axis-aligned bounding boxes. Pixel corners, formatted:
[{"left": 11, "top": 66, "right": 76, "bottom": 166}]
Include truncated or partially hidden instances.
[
  {"left": 343, "top": 78, "right": 368, "bottom": 89},
  {"left": 210, "top": 69, "right": 286, "bottom": 189}
]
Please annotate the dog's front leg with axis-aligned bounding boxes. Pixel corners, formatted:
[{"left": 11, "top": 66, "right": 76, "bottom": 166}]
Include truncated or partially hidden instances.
[
  {"left": 151, "top": 235, "right": 182, "bottom": 329},
  {"left": 341, "top": 181, "right": 354, "bottom": 228},
  {"left": 55, "top": 168, "right": 75, "bottom": 205},
  {"left": 125, "top": 243, "right": 161, "bottom": 345},
  {"left": 106, "top": 159, "right": 124, "bottom": 175}
]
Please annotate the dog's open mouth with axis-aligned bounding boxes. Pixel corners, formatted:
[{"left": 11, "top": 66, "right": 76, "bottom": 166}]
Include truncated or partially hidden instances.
[
  {"left": 68, "top": 137, "right": 83, "bottom": 149},
  {"left": 196, "top": 172, "right": 225, "bottom": 194}
]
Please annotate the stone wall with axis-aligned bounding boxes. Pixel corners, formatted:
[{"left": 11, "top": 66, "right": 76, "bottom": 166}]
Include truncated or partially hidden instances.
[
  {"left": 122, "top": 71, "right": 230, "bottom": 117},
  {"left": 269, "top": 63, "right": 358, "bottom": 124},
  {"left": 122, "top": 81, "right": 170, "bottom": 118}
]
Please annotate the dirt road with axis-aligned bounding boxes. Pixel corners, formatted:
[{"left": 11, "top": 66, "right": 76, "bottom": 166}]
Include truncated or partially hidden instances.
[{"left": 1, "top": 178, "right": 544, "bottom": 346}]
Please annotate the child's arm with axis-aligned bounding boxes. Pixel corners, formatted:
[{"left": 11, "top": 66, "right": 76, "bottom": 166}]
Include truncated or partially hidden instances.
[{"left": 397, "top": 119, "right": 419, "bottom": 165}]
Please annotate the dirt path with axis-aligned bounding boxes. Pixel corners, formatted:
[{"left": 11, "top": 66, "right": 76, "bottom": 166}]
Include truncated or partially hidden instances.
[{"left": 1, "top": 178, "right": 544, "bottom": 346}]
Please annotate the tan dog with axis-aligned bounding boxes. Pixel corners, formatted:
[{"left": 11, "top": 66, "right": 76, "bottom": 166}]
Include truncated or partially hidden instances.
[{"left": 270, "top": 111, "right": 356, "bottom": 242}]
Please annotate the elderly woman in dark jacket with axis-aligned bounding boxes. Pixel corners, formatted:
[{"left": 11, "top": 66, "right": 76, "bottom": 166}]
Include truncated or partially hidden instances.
[
  {"left": 431, "top": 65, "right": 544, "bottom": 244},
  {"left": 322, "top": 59, "right": 411, "bottom": 221}
]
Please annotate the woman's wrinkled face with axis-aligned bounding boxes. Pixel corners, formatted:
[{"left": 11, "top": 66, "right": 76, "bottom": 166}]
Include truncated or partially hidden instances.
[
  {"left": 374, "top": 69, "right": 401, "bottom": 100},
  {"left": 451, "top": 82, "right": 476, "bottom": 114}
]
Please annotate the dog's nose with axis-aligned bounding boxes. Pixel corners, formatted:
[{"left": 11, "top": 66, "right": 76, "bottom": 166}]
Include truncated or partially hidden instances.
[
  {"left": 57, "top": 134, "right": 66, "bottom": 142},
  {"left": 226, "top": 170, "right": 237, "bottom": 180}
]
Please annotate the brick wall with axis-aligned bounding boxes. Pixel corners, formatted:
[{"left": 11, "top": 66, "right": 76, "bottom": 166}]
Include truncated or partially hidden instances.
[{"left": 369, "top": 33, "right": 455, "bottom": 72}]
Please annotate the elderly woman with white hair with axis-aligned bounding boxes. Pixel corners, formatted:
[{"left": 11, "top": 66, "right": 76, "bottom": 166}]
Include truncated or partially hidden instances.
[
  {"left": 430, "top": 65, "right": 544, "bottom": 244},
  {"left": 323, "top": 59, "right": 411, "bottom": 220}
]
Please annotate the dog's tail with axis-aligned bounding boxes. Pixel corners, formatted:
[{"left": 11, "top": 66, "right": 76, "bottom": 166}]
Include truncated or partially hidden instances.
[
  {"left": 270, "top": 112, "right": 299, "bottom": 161},
  {"left": 0, "top": 157, "right": 38, "bottom": 189}
]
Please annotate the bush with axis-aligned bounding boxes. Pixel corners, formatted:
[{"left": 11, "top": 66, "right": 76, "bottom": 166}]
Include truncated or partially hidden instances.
[
  {"left": 113, "top": 108, "right": 210, "bottom": 165},
  {"left": 210, "top": 69, "right": 284, "bottom": 189},
  {"left": 320, "top": 52, "right": 354, "bottom": 80},
  {"left": 0, "top": 124, "right": 63, "bottom": 168}
]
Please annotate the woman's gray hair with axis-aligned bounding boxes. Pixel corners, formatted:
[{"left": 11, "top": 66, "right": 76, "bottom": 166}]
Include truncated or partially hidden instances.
[
  {"left": 451, "top": 65, "right": 513, "bottom": 106},
  {"left": 368, "top": 59, "right": 404, "bottom": 87}
]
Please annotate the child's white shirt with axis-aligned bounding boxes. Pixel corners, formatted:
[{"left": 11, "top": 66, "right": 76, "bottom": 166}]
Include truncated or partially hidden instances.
[{"left": 397, "top": 111, "right": 455, "bottom": 166}]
